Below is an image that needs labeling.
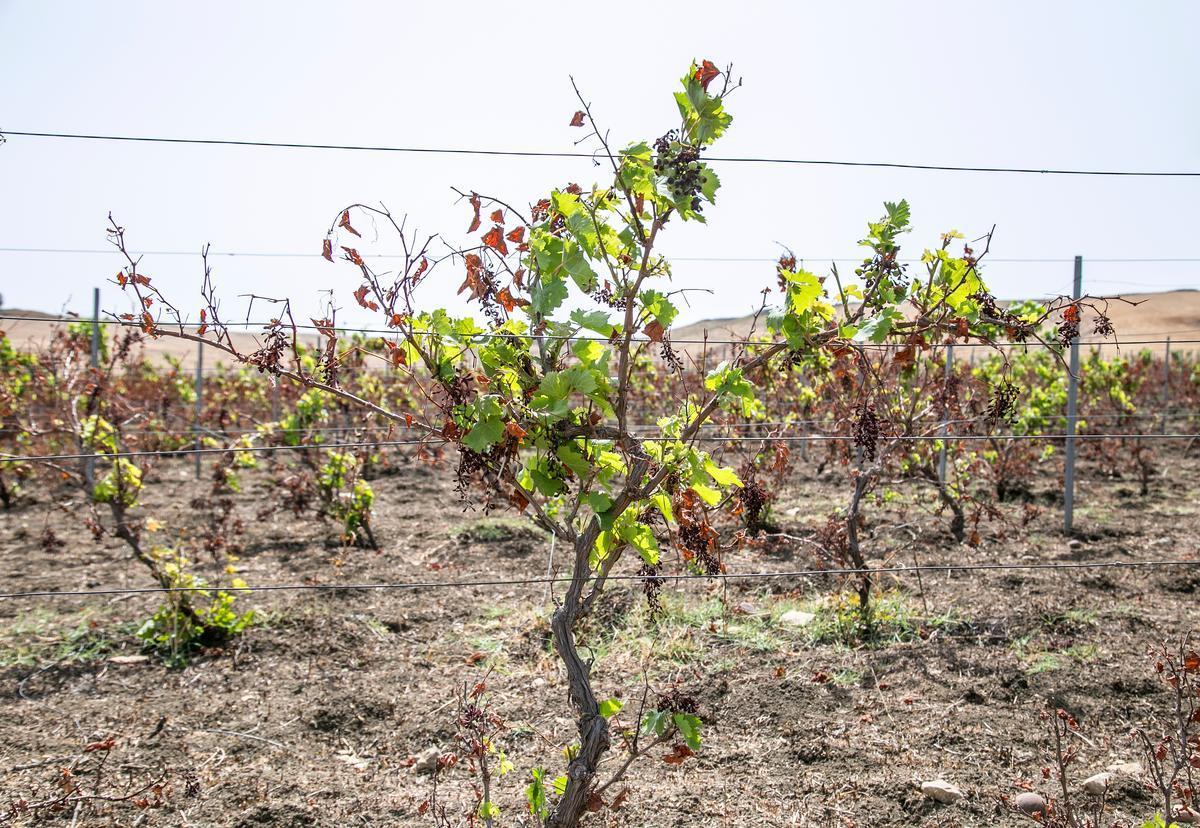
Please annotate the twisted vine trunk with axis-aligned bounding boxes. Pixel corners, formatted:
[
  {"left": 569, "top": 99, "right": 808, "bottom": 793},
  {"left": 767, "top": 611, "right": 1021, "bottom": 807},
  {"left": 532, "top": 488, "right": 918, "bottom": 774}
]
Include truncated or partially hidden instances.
[{"left": 546, "top": 523, "right": 609, "bottom": 828}]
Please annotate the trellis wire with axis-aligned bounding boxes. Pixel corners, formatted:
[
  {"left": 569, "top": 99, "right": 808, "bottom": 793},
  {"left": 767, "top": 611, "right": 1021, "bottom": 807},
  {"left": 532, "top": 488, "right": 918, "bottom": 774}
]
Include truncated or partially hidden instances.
[
  {"left": 5, "top": 129, "right": 1199, "bottom": 176},
  {"left": 2, "top": 314, "right": 1196, "bottom": 350},
  {"left": 1, "top": 558, "right": 1195, "bottom": 602},
  {"left": 3, "top": 431, "right": 1199, "bottom": 465}
]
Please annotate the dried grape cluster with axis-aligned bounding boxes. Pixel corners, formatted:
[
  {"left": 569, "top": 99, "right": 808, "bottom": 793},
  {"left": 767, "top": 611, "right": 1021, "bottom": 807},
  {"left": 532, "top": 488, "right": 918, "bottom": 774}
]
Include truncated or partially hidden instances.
[
  {"left": 655, "top": 688, "right": 699, "bottom": 717},
  {"left": 972, "top": 292, "right": 1037, "bottom": 342},
  {"left": 637, "top": 562, "right": 666, "bottom": 618},
  {"left": 1057, "top": 305, "right": 1080, "bottom": 348},
  {"left": 248, "top": 323, "right": 288, "bottom": 375},
  {"left": 986, "top": 380, "right": 1021, "bottom": 424},
  {"left": 659, "top": 338, "right": 684, "bottom": 374},
  {"left": 591, "top": 280, "right": 628, "bottom": 311},
  {"left": 737, "top": 478, "right": 769, "bottom": 536},
  {"left": 853, "top": 400, "right": 880, "bottom": 462},
  {"left": 675, "top": 489, "right": 722, "bottom": 576}
]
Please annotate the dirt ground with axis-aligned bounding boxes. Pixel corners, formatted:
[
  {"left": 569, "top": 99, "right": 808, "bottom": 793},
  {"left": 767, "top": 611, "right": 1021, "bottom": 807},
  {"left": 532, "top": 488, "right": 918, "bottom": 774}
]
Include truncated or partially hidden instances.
[{"left": 1, "top": 450, "right": 1198, "bottom": 827}]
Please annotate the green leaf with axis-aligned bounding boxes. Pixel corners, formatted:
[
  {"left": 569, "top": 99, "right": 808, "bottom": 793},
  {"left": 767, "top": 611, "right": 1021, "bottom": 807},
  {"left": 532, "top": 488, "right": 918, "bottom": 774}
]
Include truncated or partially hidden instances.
[
  {"left": 552, "top": 775, "right": 568, "bottom": 796},
  {"left": 650, "top": 492, "right": 674, "bottom": 524},
  {"left": 616, "top": 518, "right": 660, "bottom": 566},
  {"left": 479, "top": 801, "right": 500, "bottom": 820},
  {"left": 783, "top": 269, "right": 825, "bottom": 316},
  {"left": 463, "top": 417, "right": 504, "bottom": 453},
  {"left": 530, "top": 273, "right": 568, "bottom": 318},
  {"left": 704, "top": 459, "right": 742, "bottom": 488},
  {"left": 642, "top": 709, "right": 670, "bottom": 737},
  {"left": 526, "top": 769, "right": 548, "bottom": 819},
  {"left": 691, "top": 483, "right": 721, "bottom": 506},
  {"left": 599, "top": 698, "right": 625, "bottom": 718},
  {"left": 570, "top": 308, "right": 615, "bottom": 337},
  {"left": 556, "top": 445, "right": 591, "bottom": 478},
  {"left": 585, "top": 492, "right": 614, "bottom": 514},
  {"left": 640, "top": 289, "right": 679, "bottom": 329},
  {"left": 530, "top": 468, "right": 564, "bottom": 497},
  {"left": 673, "top": 713, "right": 702, "bottom": 750}
]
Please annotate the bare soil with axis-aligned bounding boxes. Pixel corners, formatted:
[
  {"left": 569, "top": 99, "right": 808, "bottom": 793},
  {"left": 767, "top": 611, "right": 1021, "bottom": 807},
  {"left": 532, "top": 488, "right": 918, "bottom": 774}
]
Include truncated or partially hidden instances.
[{"left": 1, "top": 452, "right": 1198, "bottom": 827}]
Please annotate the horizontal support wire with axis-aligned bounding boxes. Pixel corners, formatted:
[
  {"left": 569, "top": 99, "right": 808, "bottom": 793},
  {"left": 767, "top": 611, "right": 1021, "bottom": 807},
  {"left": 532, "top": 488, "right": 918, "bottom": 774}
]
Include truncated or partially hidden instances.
[
  {"left": 6, "top": 411, "right": 1193, "bottom": 440},
  {"left": 3, "top": 432, "right": 1198, "bottom": 464},
  {"left": 0, "top": 314, "right": 1195, "bottom": 349},
  {"left": 4, "top": 129, "right": 1199, "bottom": 176},
  {"left": 3, "top": 246, "right": 1200, "bottom": 264},
  {"left": 2, "top": 558, "right": 1196, "bottom": 602}
]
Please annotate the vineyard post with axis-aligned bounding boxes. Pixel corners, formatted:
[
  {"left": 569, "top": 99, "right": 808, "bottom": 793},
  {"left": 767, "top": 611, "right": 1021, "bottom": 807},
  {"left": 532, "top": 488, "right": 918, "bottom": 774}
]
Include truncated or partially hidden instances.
[
  {"left": 938, "top": 343, "right": 953, "bottom": 483},
  {"left": 1063, "top": 255, "right": 1083, "bottom": 534},
  {"left": 798, "top": 368, "right": 809, "bottom": 462},
  {"left": 1162, "top": 336, "right": 1171, "bottom": 435},
  {"left": 194, "top": 341, "right": 203, "bottom": 479},
  {"left": 85, "top": 287, "right": 99, "bottom": 486}
]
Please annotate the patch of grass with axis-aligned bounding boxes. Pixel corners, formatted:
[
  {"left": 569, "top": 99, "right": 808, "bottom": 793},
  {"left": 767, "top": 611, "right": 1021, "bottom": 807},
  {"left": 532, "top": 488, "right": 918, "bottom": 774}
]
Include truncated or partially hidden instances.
[
  {"left": 1039, "top": 606, "right": 1098, "bottom": 633},
  {"left": 1012, "top": 634, "right": 1099, "bottom": 675},
  {"left": 452, "top": 517, "right": 547, "bottom": 544},
  {"left": 802, "top": 589, "right": 920, "bottom": 647},
  {"left": 0, "top": 609, "right": 127, "bottom": 668}
]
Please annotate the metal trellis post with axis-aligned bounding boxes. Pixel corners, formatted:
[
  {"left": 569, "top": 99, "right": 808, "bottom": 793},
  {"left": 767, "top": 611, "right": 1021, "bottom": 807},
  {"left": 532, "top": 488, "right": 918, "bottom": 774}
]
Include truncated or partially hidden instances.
[
  {"left": 938, "top": 344, "right": 953, "bottom": 483},
  {"left": 194, "top": 342, "right": 203, "bottom": 479},
  {"left": 1063, "top": 256, "right": 1082, "bottom": 534},
  {"left": 1162, "top": 336, "right": 1171, "bottom": 435},
  {"left": 85, "top": 288, "right": 99, "bottom": 486}
]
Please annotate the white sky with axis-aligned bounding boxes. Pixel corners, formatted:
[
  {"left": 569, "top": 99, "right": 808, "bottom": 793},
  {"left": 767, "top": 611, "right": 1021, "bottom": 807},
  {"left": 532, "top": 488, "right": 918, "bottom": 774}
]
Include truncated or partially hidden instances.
[{"left": 1, "top": 1, "right": 1197, "bottom": 329}]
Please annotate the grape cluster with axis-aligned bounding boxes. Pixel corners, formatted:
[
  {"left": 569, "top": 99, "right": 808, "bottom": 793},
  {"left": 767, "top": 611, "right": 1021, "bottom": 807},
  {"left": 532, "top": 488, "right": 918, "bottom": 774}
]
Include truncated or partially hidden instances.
[
  {"left": 591, "top": 280, "right": 628, "bottom": 311},
  {"left": 737, "top": 479, "right": 769, "bottom": 536},
  {"left": 1056, "top": 314, "right": 1080, "bottom": 348},
  {"left": 853, "top": 400, "right": 880, "bottom": 462},
  {"left": 655, "top": 688, "right": 699, "bottom": 716},
  {"left": 637, "top": 562, "right": 665, "bottom": 619},
  {"left": 972, "top": 292, "right": 1036, "bottom": 341},
  {"left": 986, "top": 381, "right": 1021, "bottom": 424},
  {"left": 653, "top": 130, "right": 706, "bottom": 215},
  {"left": 659, "top": 339, "right": 684, "bottom": 374}
]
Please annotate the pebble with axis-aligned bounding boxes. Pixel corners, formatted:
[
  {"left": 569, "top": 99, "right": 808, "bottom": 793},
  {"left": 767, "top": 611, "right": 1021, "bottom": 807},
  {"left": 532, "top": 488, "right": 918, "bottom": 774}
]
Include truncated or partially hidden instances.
[
  {"left": 1106, "top": 761, "right": 1142, "bottom": 776},
  {"left": 108, "top": 654, "right": 150, "bottom": 665},
  {"left": 1173, "top": 810, "right": 1197, "bottom": 825},
  {"left": 779, "top": 610, "right": 816, "bottom": 628},
  {"left": 414, "top": 746, "right": 441, "bottom": 774},
  {"left": 920, "top": 780, "right": 964, "bottom": 804},
  {"left": 1081, "top": 771, "right": 1111, "bottom": 795},
  {"left": 1013, "top": 792, "right": 1046, "bottom": 815}
]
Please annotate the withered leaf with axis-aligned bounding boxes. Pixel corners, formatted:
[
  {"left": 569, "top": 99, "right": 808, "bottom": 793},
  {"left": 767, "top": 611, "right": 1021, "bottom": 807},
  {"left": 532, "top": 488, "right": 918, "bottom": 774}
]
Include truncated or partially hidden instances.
[
  {"left": 644, "top": 320, "right": 665, "bottom": 342},
  {"left": 569, "top": 110, "right": 586, "bottom": 127},
  {"left": 694, "top": 60, "right": 720, "bottom": 91},
  {"left": 489, "top": 208, "right": 504, "bottom": 225},
  {"left": 467, "top": 192, "right": 482, "bottom": 233},
  {"left": 322, "top": 239, "right": 334, "bottom": 262},
  {"left": 496, "top": 287, "right": 517, "bottom": 313},
  {"left": 338, "top": 209, "right": 361, "bottom": 238},
  {"left": 353, "top": 285, "right": 378, "bottom": 312},
  {"left": 482, "top": 226, "right": 508, "bottom": 256},
  {"left": 662, "top": 743, "right": 694, "bottom": 765}
]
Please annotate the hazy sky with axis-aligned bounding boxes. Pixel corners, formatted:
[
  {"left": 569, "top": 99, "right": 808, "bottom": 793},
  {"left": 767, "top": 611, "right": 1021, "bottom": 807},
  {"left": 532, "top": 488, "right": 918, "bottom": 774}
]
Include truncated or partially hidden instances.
[{"left": 1, "top": 1, "right": 1197, "bottom": 329}]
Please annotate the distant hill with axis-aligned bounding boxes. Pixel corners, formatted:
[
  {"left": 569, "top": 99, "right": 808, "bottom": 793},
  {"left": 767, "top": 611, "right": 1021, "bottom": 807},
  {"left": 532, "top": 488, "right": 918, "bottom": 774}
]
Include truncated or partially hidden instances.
[
  {"left": 3, "top": 288, "right": 1197, "bottom": 368},
  {"left": 0, "top": 308, "right": 319, "bottom": 368},
  {"left": 672, "top": 289, "right": 1200, "bottom": 359}
]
